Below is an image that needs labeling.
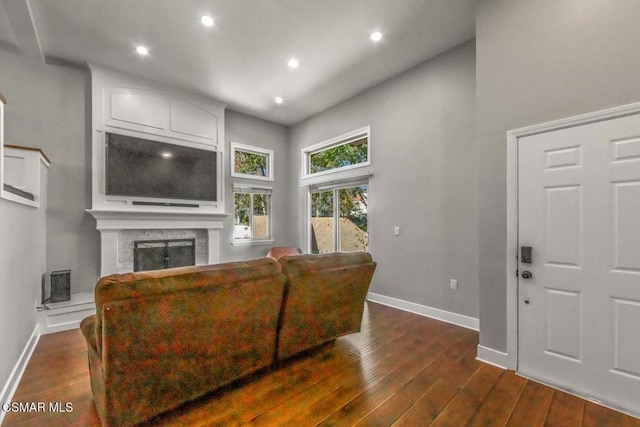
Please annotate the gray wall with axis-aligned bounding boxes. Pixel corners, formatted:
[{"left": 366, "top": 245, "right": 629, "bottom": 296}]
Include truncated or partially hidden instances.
[
  {"left": 289, "top": 40, "right": 478, "bottom": 318},
  {"left": 476, "top": 0, "right": 640, "bottom": 352},
  {"left": 221, "top": 110, "right": 293, "bottom": 261},
  {"left": 0, "top": 48, "right": 293, "bottom": 297},
  {"left": 0, "top": 48, "right": 98, "bottom": 294},
  {"left": 0, "top": 180, "right": 47, "bottom": 394}
]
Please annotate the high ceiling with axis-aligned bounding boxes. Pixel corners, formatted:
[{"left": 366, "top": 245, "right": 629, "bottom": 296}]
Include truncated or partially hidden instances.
[{"left": 0, "top": 0, "right": 476, "bottom": 125}]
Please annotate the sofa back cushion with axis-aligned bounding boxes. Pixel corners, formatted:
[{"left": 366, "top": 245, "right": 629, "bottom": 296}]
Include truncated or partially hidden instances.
[
  {"left": 93, "top": 258, "right": 282, "bottom": 354},
  {"left": 92, "top": 258, "right": 286, "bottom": 424},
  {"left": 276, "top": 252, "right": 376, "bottom": 360}
]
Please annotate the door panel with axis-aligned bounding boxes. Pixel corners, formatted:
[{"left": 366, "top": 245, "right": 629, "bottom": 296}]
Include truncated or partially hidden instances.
[
  {"left": 546, "top": 185, "right": 582, "bottom": 266},
  {"left": 613, "top": 298, "right": 640, "bottom": 378},
  {"left": 518, "top": 113, "right": 640, "bottom": 415},
  {"left": 613, "top": 182, "right": 640, "bottom": 271},
  {"left": 545, "top": 288, "right": 581, "bottom": 361}
]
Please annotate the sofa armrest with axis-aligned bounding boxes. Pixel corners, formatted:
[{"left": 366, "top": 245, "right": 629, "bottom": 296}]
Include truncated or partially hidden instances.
[{"left": 80, "top": 315, "right": 98, "bottom": 353}]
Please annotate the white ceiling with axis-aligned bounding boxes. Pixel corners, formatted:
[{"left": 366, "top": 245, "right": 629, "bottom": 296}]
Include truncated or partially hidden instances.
[{"left": 0, "top": 0, "right": 476, "bottom": 126}]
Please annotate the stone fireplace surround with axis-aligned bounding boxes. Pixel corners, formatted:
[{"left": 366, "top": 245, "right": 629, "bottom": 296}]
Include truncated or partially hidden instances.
[{"left": 87, "top": 210, "right": 226, "bottom": 276}]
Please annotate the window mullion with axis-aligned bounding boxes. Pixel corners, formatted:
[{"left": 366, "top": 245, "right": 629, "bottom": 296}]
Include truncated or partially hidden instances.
[
  {"left": 334, "top": 188, "right": 340, "bottom": 252},
  {"left": 249, "top": 194, "right": 255, "bottom": 239}
]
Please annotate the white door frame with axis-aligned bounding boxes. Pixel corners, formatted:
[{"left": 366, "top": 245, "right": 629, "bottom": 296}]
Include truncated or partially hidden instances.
[{"left": 505, "top": 101, "right": 640, "bottom": 371}]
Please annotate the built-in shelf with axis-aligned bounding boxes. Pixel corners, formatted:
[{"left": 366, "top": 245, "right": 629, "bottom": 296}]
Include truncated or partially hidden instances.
[
  {"left": 37, "top": 292, "right": 96, "bottom": 335},
  {"left": 1, "top": 144, "right": 50, "bottom": 208}
]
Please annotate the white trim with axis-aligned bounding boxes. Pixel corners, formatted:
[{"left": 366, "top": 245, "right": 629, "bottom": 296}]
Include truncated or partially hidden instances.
[
  {"left": 300, "top": 167, "right": 372, "bottom": 187},
  {"left": 506, "top": 101, "right": 640, "bottom": 373},
  {"left": 0, "top": 326, "right": 40, "bottom": 425},
  {"left": 230, "top": 239, "right": 274, "bottom": 247},
  {"left": 232, "top": 186, "right": 273, "bottom": 243},
  {"left": 476, "top": 345, "right": 509, "bottom": 370},
  {"left": 233, "top": 183, "right": 273, "bottom": 193},
  {"left": 367, "top": 292, "right": 479, "bottom": 331},
  {"left": 301, "top": 126, "right": 371, "bottom": 183},
  {"left": 230, "top": 142, "right": 274, "bottom": 182}
]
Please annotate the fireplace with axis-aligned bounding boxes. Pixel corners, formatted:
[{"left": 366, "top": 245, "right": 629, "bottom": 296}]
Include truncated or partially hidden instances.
[
  {"left": 87, "top": 210, "right": 227, "bottom": 276},
  {"left": 134, "top": 239, "right": 195, "bottom": 272}
]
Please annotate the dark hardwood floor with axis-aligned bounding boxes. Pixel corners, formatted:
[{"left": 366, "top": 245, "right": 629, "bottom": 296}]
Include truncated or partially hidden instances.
[{"left": 3, "top": 302, "right": 639, "bottom": 426}]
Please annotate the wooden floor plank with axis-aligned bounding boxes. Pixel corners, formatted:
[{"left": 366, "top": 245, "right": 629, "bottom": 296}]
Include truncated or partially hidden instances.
[
  {"left": 429, "top": 363, "right": 504, "bottom": 426},
  {"left": 544, "top": 390, "right": 585, "bottom": 426},
  {"left": 467, "top": 370, "right": 528, "bottom": 427},
  {"left": 583, "top": 401, "right": 640, "bottom": 427},
  {"left": 506, "top": 379, "right": 555, "bottom": 427},
  {"left": 3, "top": 301, "right": 639, "bottom": 426},
  {"left": 317, "top": 326, "right": 472, "bottom": 426}
]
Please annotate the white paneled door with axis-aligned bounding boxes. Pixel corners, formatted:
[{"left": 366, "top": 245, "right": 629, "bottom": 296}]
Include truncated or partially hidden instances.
[{"left": 518, "top": 114, "right": 640, "bottom": 415}]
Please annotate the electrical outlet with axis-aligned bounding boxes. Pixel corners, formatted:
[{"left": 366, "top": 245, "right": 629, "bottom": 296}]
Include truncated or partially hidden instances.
[
  {"left": 450, "top": 279, "right": 458, "bottom": 290},
  {"left": 394, "top": 226, "right": 400, "bottom": 236}
]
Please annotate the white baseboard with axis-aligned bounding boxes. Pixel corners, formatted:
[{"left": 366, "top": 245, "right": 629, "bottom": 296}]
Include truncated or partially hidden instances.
[
  {"left": 0, "top": 326, "right": 40, "bottom": 425},
  {"left": 367, "top": 292, "right": 479, "bottom": 331},
  {"left": 476, "top": 344, "right": 509, "bottom": 369}
]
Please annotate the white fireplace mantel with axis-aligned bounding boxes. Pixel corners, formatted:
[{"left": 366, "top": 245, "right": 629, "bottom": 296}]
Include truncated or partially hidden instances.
[{"left": 87, "top": 209, "right": 228, "bottom": 276}]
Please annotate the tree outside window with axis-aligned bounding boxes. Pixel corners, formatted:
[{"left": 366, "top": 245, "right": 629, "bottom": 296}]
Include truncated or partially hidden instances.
[{"left": 231, "top": 143, "right": 273, "bottom": 181}]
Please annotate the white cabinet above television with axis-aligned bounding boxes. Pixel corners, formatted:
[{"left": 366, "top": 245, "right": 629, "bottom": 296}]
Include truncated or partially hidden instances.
[
  {"left": 106, "top": 89, "right": 220, "bottom": 147},
  {"left": 89, "top": 65, "right": 226, "bottom": 214}
]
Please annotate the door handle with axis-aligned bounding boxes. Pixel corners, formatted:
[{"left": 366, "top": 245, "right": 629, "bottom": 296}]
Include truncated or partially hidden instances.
[{"left": 521, "top": 271, "right": 533, "bottom": 279}]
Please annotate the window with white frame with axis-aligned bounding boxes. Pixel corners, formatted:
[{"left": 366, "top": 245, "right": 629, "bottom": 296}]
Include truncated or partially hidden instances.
[
  {"left": 309, "top": 181, "right": 368, "bottom": 254},
  {"left": 231, "top": 142, "right": 274, "bottom": 181},
  {"left": 301, "top": 126, "right": 370, "bottom": 184},
  {"left": 302, "top": 126, "right": 371, "bottom": 254},
  {"left": 233, "top": 185, "right": 272, "bottom": 243}
]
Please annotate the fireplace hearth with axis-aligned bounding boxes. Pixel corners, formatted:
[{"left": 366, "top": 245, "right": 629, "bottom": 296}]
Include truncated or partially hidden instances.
[{"left": 134, "top": 239, "right": 195, "bottom": 272}]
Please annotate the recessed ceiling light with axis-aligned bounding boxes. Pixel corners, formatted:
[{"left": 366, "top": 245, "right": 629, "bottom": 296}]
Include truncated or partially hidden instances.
[
  {"left": 201, "top": 15, "right": 214, "bottom": 27},
  {"left": 161, "top": 151, "right": 173, "bottom": 159},
  {"left": 136, "top": 45, "right": 149, "bottom": 55},
  {"left": 274, "top": 97, "right": 284, "bottom": 104},
  {"left": 287, "top": 58, "right": 299, "bottom": 69},
  {"left": 370, "top": 31, "right": 383, "bottom": 42}
]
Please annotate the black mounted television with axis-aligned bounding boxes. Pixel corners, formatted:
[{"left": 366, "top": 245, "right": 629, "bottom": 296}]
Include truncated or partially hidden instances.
[{"left": 105, "top": 132, "right": 217, "bottom": 202}]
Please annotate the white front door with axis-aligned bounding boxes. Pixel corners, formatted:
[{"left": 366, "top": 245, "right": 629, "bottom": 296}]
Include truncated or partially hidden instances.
[{"left": 518, "top": 113, "right": 640, "bottom": 414}]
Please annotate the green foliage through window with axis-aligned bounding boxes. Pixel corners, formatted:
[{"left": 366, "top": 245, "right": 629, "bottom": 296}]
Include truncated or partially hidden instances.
[
  {"left": 234, "top": 150, "right": 269, "bottom": 177},
  {"left": 309, "top": 137, "right": 368, "bottom": 175},
  {"left": 234, "top": 191, "right": 270, "bottom": 240}
]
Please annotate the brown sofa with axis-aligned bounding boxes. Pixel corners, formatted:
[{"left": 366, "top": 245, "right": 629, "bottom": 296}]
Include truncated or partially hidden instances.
[
  {"left": 276, "top": 252, "right": 377, "bottom": 360},
  {"left": 81, "top": 252, "right": 376, "bottom": 426},
  {"left": 80, "top": 258, "right": 286, "bottom": 426}
]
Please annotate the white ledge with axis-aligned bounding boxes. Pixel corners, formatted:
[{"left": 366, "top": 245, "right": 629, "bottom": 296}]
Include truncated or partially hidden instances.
[
  {"left": 230, "top": 239, "right": 274, "bottom": 247},
  {"left": 87, "top": 209, "right": 229, "bottom": 230}
]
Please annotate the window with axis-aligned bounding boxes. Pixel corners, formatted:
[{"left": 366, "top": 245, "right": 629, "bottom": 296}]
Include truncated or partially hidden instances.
[
  {"left": 231, "top": 142, "right": 274, "bottom": 181},
  {"left": 310, "top": 183, "right": 368, "bottom": 253},
  {"left": 302, "top": 126, "right": 370, "bottom": 183},
  {"left": 232, "top": 185, "right": 272, "bottom": 244},
  {"left": 302, "top": 127, "right": 371, "bottom": 254}
]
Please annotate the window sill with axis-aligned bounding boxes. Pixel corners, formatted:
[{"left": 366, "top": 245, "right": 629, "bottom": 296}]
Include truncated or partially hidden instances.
[
  {"left": 230, "top": 239, "right": 274, "bottom": 247},
  {"left": 300, "top": 166, "right": 372, "bottom": 187}
]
